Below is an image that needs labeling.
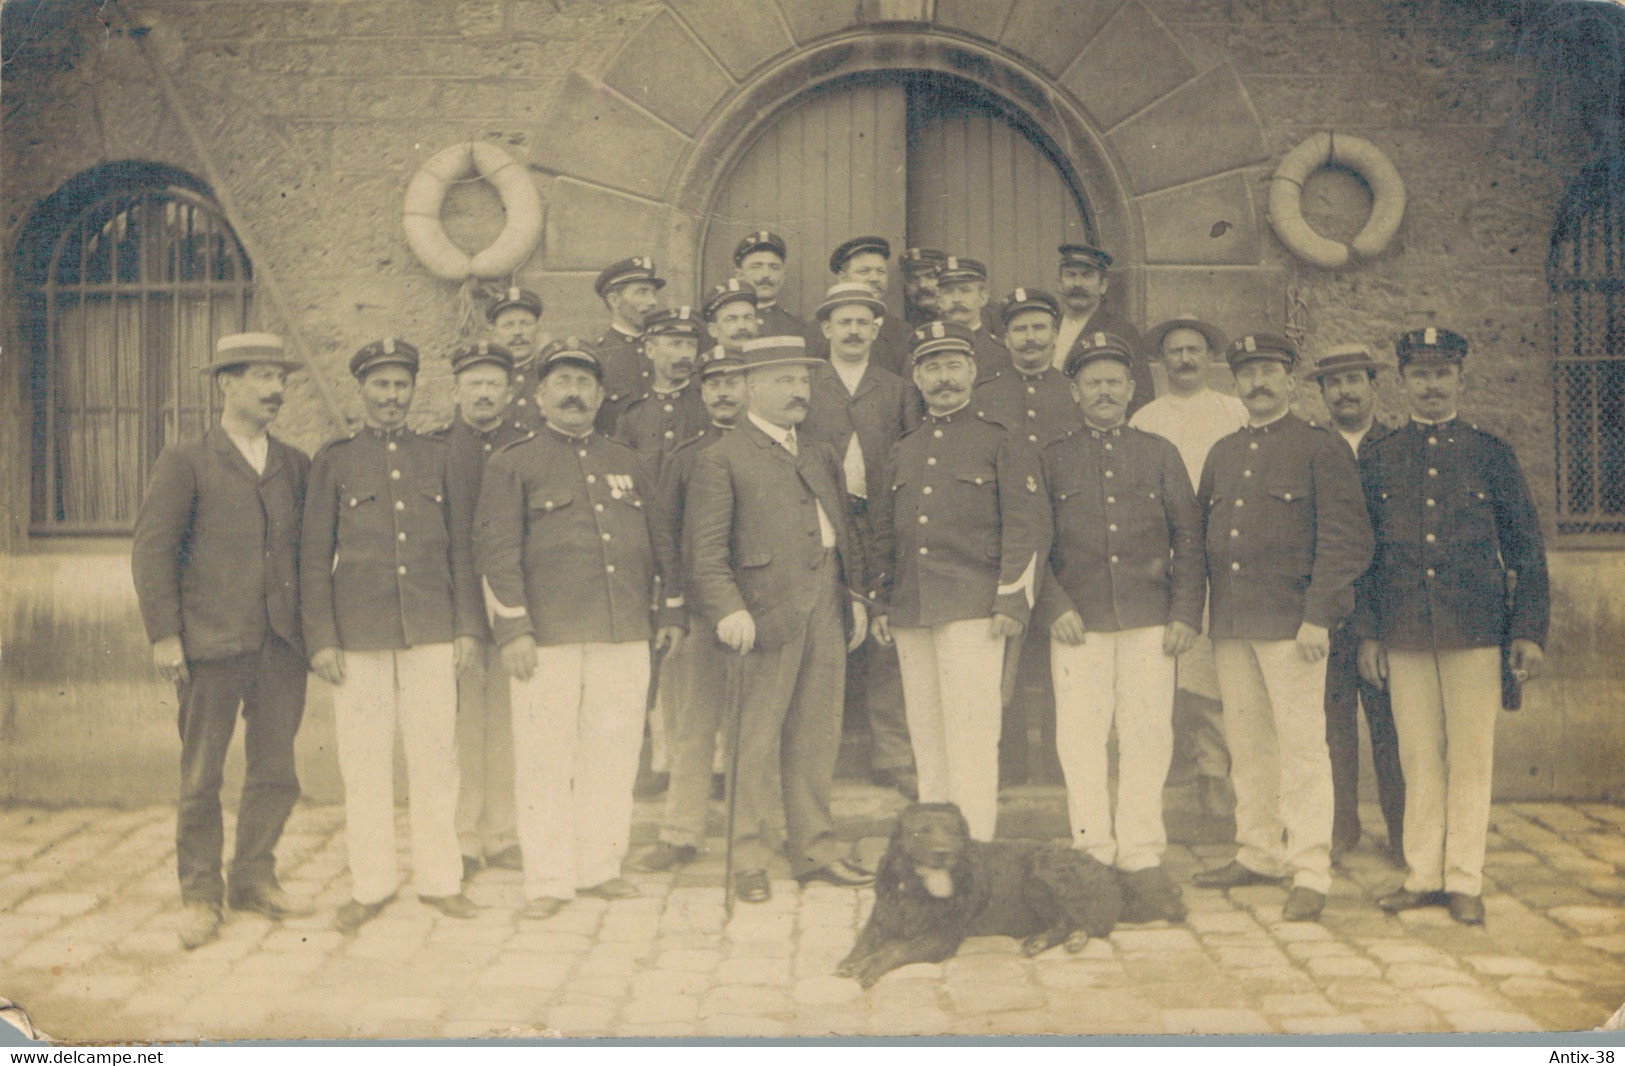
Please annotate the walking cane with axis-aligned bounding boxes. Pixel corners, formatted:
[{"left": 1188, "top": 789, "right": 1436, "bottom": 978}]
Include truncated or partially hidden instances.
[{"left": 721, "top": 645, "right": 747, "bottom": 917}]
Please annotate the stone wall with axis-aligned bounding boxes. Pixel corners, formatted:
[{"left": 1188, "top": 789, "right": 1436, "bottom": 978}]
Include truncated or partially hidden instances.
[{"left": 2, "top": 0, "right": 1619, "bottom": 803}]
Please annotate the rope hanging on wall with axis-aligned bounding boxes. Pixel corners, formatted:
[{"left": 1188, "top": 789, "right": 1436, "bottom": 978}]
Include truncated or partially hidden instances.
[
  {"left": 1268, "top": 131, "right": 1406, "bottom": 269},
  {"left": 403, "top": 141, "right": 543, "bottom": 281}
]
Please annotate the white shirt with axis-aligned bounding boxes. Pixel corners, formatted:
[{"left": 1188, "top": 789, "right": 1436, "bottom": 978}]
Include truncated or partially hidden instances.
[
  {"left": 748, "top": 412, "right": 837, "bottom": 548},
  {"left": 1336, "top": 420, "right": 1374, "bottom": 457},
  {"left": 1052, "top": 312, "right": 1097, "bottom": 372},
  {"left": 226, "top": 429, "right": 269, "bottom": 476},
  {"left": 831, "top": 359, "right": 870, "bottom": 498},
  {"left": 1130, "top": 388, "right": 1249, "bottom": 491}
]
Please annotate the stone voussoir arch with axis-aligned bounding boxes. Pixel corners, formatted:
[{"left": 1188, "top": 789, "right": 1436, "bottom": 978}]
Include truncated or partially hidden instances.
[{"left": 532, "top": 0, "right": 1278, "bottom": 331}]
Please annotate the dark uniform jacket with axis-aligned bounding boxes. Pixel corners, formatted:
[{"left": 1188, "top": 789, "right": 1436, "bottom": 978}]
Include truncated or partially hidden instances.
[
  {"left": 756, "top": 301, "right": 805, "bottom": 340},
  {"left": 1198, "top": 413, "right": 1373, "bottom": 641},
  {"left": 617, "top": 380, "right": 709, "bottom": 481},
  {"left": 684, "top": 420, "right": 864, "bottom": 651},
  {"left": 800, "top": 359, "right": 922, "bottom": 504},
  {"left": 431, "top": 415, "right": 529, "bottom": 643},
  {"left": 301, "top": 425, "right": 481, "bottom": 653},
  {"left": 474, "top": 425, "right": 681, "bottom": 649},
  {"left": 1036, "top": 424, "right": 1205, "bottom": 634},
  {"left": 968, "top": 322, "right": 1012, "bottom": 384},
  {"left": 1352, "top": 418, "right": 1549, "bottom": 651},
  {"left": 658, "top": 424, "right": 732, "bottom": 598},
  {"left": 506, "top": 355, "right": 545, "bottom": 435},
  {"left": 973, "top": 366, "right": 1083, "bottom": 450},
  {"left": 871, "top": 406, "right": 1051, "bottom": 629},
  {"left": 132, "top": 428, "right": 309, "bottom": 662},
  {"left": 592, "top": 326, "right": 652, "bottom": 438}
]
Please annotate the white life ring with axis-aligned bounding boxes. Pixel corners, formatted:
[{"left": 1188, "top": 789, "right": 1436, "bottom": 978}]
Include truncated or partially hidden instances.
[
  {"left": 1268, "top": 132, "right": 1405, "bottom": 269},
  {"left": 403, "top": 142, "right": 543, "bottom": 281}
]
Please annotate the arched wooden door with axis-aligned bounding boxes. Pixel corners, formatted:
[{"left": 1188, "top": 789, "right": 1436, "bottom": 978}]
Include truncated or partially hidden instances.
[{"left": 701, "top": 73, "right": 1094, "bottom": 323}]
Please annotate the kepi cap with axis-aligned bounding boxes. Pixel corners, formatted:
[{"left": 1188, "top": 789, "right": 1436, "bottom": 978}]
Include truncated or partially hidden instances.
[
  {"left": 1059, "top": 243, "right": 1113, "bottom": 271},
  {"left": 642, "top": 306, "right": 705, "bottom": 339},
  {"left": 703, "top": 279, "right": 758, "bottom": 319},
  {"left": 697, "top": 345, "right": 745, "bottom": 379},
  {"left": 899, "top": 247, "right": 947, "bottom": 276},
  {"left": 486, "top": 286, "right": 542, "bottom": 322},
  {"left": 733, "top": 230, "right": 787, "bottom": 264},
  {"left": 1309, "top": 344, "right": 1384, "bottom": 381},
  {"left": 594, "top": 256, "right": 665, "bottom": 298},
  {"left": 450, "top": 339, "right": 514, "bottom": 375},
  {"left": 935, "top": 256, "right": 988, "bottom": 285},
  {"left": 909, "top": 320, "right": 976, "bottom": 365},
  {"left": 202, "top": 332, "right": 302, "bottom": 375},
  {"left": 349, "top": 336, "right": 419, "bottom": 379},
  {"left": 829, "top": 235, "right": 891, "bottom": 275},
  {"left": 1145, "top": 316, "right": 1228, "bottom": 361},
  {"left": 1063, "top": 331, "right": 1135, "bottom": 378},
  {"left": 1226, "top": 332, "right": 1298, "bottom": 370},
  {"left": 815, "top": 281, "right": 887, "bottom": 321},
  {"left": 1395, "top": 327, "right": 1468, "bottom": 368},
  {"left": 536, "top": 337, "right": 602, "bottom": 380},
  {"left": 997, "top": 287, "right": 1060, "bottom": 326}
]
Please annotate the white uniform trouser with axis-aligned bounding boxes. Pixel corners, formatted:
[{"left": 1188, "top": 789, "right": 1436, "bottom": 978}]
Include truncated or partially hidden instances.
[
  {"left": 894, "top": 619, "right": 1006, "bottom": 841},
  {"left": 1213, "top": 637, "right": 1334, "bottom": 894},
  {"left": 510, "top": 641, "right": 650, "bottom": 901},
  {"left": 454, "top": 638, "right": 516, "bottom": 860},
  {"left": 1386, "top": 646, "right": 1500, "bottom": 897},
  {"left": 1052, "top": 625, "right": 1175, "bottom": 871},
  {"left": 332, "top": 645, "right": 461, "bottom": 904}
]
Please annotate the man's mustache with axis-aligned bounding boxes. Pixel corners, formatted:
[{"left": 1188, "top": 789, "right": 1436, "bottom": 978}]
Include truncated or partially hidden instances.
[
  {"left": 263, "top": 395, "right": 284, "bottom": 405},
  {"left": 558, "top": 396, "right": 588, "bottom": 410},
  {"left": 785, "top": 397, "right": 808, "bottom": 409},
  {"left": 1245, "top": 387, "right": 1276, "bottom": 400},
  {"left": 842, "top": 334, "right": 864, "bottom": 344},
  {"left": 927, "top": 382, "right": 962, "bottom": 395},
  {"left": 1015, "top": 341, "right": 1048, "bottom": 354}
]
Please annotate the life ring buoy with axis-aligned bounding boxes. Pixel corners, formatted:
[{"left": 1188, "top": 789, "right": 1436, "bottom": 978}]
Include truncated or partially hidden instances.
[
  {"left": 1268, "top": 132, "right": 1405, "bottom": 269},
  {"left": 403, "top": 142, "right": 543, "bottom": 281}
]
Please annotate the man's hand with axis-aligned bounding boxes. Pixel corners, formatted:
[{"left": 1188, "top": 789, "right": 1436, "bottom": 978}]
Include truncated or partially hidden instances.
[
  {"left": 1508, "top": 639, "right": 1545, "bottom": 682},
  {"left": 152, "top": 636, "right": 189, "bottom": 686},
  {"left": 1050, "top": 611, "right": 1086, "bottom": 647},
  {"left": 501, "top": 634, "right": 538, "bottom": 680},
  {"left": 870, "top": 613, "right": 894, "bottom": 648},
  {"left": 654, "top": 625, "right": 684, "bottom": 657},
  {"left": 1162, "top": 620, "right": 1198, "bottom": 657},
  {"left": 453, "top": 636, "right": 477, "bottom": 673},
  {"left": 1358, "top": 639, "right": 1388, "bottom": 689},
  {"left": 990, "top": 612, "right": 1025, "bottom": 640},
  {"left": 717, "top": 610, "right": 756, "bottom": 655},
  {"left": 311, "top": 646, "right": 346, "bottom": 686},
  {"left": 847, "top": 600, "right": 868, "bottom": 654},
  {"left": 1295, "top": 622, "right": 1330, "bottom": 663}
]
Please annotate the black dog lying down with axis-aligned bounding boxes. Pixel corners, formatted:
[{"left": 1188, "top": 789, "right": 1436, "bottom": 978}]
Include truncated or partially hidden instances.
[{"left": 837, "top": 802, "right": 1121, "bottom": 988}]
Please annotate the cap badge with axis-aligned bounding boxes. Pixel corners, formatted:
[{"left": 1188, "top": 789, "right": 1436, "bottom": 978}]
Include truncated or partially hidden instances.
[
  {"left": 1015, "top": 287, "right": 1027, "bottom": 301},
  {"left": 1026, "top": 475, "right": 1038, "bottom": 494},
  {"left": 477, "top": 340, "right": 489, "bottom": 354},
  {"left": 931, "top": 322, "right": 945, "bottom": 338},
  {"left": 1424, "top": 327, "right": 1437, "bottom": 345},
  {"left": 507, "top": 286, "right": 520, "bottom": 300},
  {"left": 1093, "top": 332, "right": 1107, "bottom": 347},
  {"left": 383, "top": 337, "right": 396, "bottom": 354},
  {"left": 1243, "top": 336, "right": 1256, "bottom": 352}
]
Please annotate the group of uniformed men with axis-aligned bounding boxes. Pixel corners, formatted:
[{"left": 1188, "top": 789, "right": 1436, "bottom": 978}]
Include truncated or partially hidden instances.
[{"left": 131, "top": 229, "right": 1549, "bottom": 952}]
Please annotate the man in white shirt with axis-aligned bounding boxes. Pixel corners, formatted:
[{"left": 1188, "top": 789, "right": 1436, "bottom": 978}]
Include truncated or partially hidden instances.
[{"left": 1130, "top": 316, "right": 1246, "bottom": 819}]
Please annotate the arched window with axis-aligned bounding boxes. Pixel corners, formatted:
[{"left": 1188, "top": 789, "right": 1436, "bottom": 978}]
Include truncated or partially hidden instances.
[
  {"left": 1550, "top": 156, "right": 1625, "bottom": 539},
  {"left": 20, "top": 166, "right": 253, "bottom": 534}
]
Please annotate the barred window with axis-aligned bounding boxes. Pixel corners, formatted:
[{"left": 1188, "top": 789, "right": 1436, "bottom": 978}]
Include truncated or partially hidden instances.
[
  {"left": 1550, "top": 157, "right": 1625, "bottom": 539},
  {"left": 22, "top": 169, "right": 253, "bottom": 534}
]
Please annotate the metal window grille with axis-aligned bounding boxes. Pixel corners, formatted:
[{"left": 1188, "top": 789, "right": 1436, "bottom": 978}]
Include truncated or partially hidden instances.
[
  {"left": 1550, "top": 158, "right": 1625, "bottom": 538},
  {"left": 30, "top": 186, "right": 253, "bottom": 534}
]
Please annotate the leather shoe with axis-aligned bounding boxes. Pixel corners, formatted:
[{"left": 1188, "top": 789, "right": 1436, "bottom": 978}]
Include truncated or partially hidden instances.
[
  {"left": 1281, "top": 886, "right": 1326, "bottom": 922},
  {"left": 1191, "top": 860, "right": 1282, "bottom": 889},
  {"left": 333, "top": 896, "right": 391, "bottom": 934},
  {"left": 628, "top": 842, "right": 698, "bottom": 873},
  {"left": 797, "top": 858, "right": 875, "bottom": 888},
  {"left": 178, "top": 902, "right": 222, "bottom": 951},
  {"left": 1376, "top": 888, "right": 1449, "bottom": 912},
  {"left": 487, "top": 845, "right": 524, "bottom": 871},
  {"left": 520, "top": 896, "right": 567, "bottom": 920},
  {"left": 871, "top": 768, "right": 919, "bottom": 801},
  {"left": 579, "top": 877, "right": 641, "bottom": 900},
  {"left": 733, "top": 869, "right": 771, "bottom": 904},
  {"left": 1330, "top": 830, "right": 1360, "bottom": 864},
  {"left": 1447, "top": 892, "right": 1485, "bottom": 925},
  {"left": 421, "top": 893, "right": 479, "bottom": 919},
  {"left": 228, "top": 884, "right": 314, "bottom": 920}
]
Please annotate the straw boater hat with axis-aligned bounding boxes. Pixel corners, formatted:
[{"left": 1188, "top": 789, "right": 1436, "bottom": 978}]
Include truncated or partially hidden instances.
[
  {"left": 738, "top": 335, "right": 823, "bottom": 371},
  {"left": 814, "top": 281, "right": 887, "bottom": 321},
  {"left": 201, "top": 332, "right": 303, "bottom": 375}
]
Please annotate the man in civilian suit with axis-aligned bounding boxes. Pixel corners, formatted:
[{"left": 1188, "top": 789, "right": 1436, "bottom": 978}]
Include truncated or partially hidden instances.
[
  {"left": 685, "top": 335, "right": 874, "bottom": 903},
  {"left": 133, "top": 332, "right": 313, "bottom": 950}
]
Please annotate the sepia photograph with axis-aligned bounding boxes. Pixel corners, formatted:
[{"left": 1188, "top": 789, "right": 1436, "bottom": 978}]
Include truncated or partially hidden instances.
[{"left": 1, "top": 0, "right": 1623, "bottom": 1046}]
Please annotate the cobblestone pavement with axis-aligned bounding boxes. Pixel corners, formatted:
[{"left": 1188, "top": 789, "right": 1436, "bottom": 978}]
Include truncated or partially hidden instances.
[{"left": 4, "top": 789, "right": 1625, "bottom": 1042}]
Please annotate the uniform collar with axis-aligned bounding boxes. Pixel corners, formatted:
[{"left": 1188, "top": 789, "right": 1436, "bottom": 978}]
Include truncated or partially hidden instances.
[
  {"left": 1012, "top": 363, "right": 1053, "bottom": 382},
  {"left": 925, "top": 398, "right": 972, "bottom": 424},
  {"left": 652, "top": 380, "right": 690, "bottom": 400},
  {"left": 611, "top": 323, "right": 640, "bottom": 340},
  {"left": 1085, "top": 422, "right": 1125, "bottom": 439},
  {"left": 544, "top": 422, "right": 594, "bottom": 445},
  {"left": 1245, "top": 409, "right": 1291, "bottom": 433},
  {"left": 1411, "top": 413, "right": 1459, "bottom": 427},
  {"left": 459, "top": 415, "right": 506, "bottom": 438},
  {"left": 756, "top": 298, "right": 776, "bottom": 311},
  {"left": 362, "top": 423, "right": 409, "bottom": 440}
]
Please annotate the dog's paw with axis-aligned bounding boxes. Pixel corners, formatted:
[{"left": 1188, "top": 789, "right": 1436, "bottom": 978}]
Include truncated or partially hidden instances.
[{"left": 1064, "top": 931, "right": 1090, "bottom": 953}]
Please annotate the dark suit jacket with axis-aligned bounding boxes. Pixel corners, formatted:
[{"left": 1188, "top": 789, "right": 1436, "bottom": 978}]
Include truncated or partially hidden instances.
[
  {"left": 684, "top": 419, "right": 864, "bottom": 650},
  {"left": 132, "top": 427, "right": 309, "bottom": 662},
  {"left": 800, "top": 359, "right": 921, "bottom": 504}
]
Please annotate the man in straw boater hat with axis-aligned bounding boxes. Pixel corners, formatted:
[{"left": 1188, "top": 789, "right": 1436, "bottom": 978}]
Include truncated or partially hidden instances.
[
  {"left": 590, "top": 256, "right": 666, "bottom": 436},
  {"left": 799, "top": 281, "right": 923, "bottom": 799},
  {"left": 301, "top": 338, "right": 483, "bottom": 933},
  {"left": 1355, "top": 327, "right": 1548, "bottom": 926},
  {"left": 1131, "top": 314, "right": 1247, "bottom": 821},
  {"left": 132, "top": 332, "right": 314, "bottom": 950},
  {"left": 475, "top": 340, "right": 685, "bottom": 920},
  {"left": 430, "top": 341, "right": 528, "bottom": 883},
  {"left": 485, "top": 286, "right": 546, "bottom": 434},
  {"left": 732, "top": 229, "right": 806, "bottom": 339},
  {"left": 1188, "top": 332, "right": 1372, "bottom": 923},
  {"left": 868, "top": 321, "right": 1052, "bottom": 842},
  {"left": 1035, "top": 331, "right": 1204, "bottom": 923},
  {"left": 685, "top": 335, "right": 875, "bottom": 904},
  {"left": 826, "top": 234, "right": 908, "bottom": 374},
  {"left": 1307, "top": 344, "right": 1406, "bottom": 867}
]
